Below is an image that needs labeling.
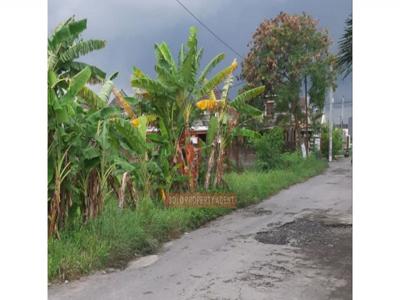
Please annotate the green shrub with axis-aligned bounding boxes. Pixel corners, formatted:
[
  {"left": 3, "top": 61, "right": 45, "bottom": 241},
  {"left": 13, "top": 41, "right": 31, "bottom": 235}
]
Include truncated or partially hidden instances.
[
  {"left": 280, "top": 151, "right": 303, "bottom": 168},
  {"left": 321, "top": 126, "right": 343, "bottom": 159},
  {"left": 254, "top": 127, "right": 285, "bottom": 170}
]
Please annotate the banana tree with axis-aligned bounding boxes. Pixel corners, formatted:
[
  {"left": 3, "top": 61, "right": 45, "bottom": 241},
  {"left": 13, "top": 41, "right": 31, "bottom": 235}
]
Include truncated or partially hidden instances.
[
  {"left": 130, "top": 27, "right": 239, "bottom": 191},
  {"left": 48, "top": 16, "right": 107, "bottom": 89},
  {"left": 48, "top": 64, "right": 123, "bottom": 237},
  {"left": 103, "top": 84, "right": 173, "bottom": 205},
  {"left": 48, "top": 66, "right": 92, "bottom": 237},
  {"left": 196, "top": 60, "right": 265, "bottom": 189}
]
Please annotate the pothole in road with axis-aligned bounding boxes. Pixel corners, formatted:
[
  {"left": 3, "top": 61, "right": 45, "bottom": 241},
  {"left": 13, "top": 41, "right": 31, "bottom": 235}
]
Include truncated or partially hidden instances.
[
  {"left": 243, "top": 208, "right": 273, "bottom": 217},
  {"left": 253, "top": 208, "right": 273, "bottom": 216},
  {"left": 255, "top": 216, "right": 352, "bottom": 299},
  {"left": 255, "top": 218, "right": 351, "bottom": 248},
  {"left": 331, "top": 168, "right": 348, "bottom": 175}
]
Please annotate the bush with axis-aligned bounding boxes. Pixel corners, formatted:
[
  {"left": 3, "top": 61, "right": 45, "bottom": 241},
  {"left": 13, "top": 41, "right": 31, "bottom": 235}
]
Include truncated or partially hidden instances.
[
  {"left": 254, "top": 127, "right": 284, "bottom": 170},
  {"left": 280, "top": 151, "right": 303, "bottom": 168},
  {"left": 321, "top": 126, "right": 343, "bottom": 159}
]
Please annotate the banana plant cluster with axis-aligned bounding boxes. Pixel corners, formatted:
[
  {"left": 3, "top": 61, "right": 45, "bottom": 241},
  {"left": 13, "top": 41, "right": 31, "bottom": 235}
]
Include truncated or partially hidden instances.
[
  {"left": 47, "top": 17, "right": 157, "bottom": 238},
  {"left": 196, "top": 63, "right": 265, "bottom": 189},
  {"left": 130, "top": 27, "right": 264, "bottom": 191},
  {"left": 48, "top": 18, "right": 265, "bottom": 238}
]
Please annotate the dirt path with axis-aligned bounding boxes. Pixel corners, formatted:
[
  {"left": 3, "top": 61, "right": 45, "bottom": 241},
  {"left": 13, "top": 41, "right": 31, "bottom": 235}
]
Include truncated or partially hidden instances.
[{"left": 49, "top": 159, "right": 352, "bottom": 300}]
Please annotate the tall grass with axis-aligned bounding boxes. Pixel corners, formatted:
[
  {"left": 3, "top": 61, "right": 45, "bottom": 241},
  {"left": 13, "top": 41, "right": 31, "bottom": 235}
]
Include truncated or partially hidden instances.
[
  {"left": 225, "top": 153, "right": 327, "bottom": 207},
  {"left": 48, "top": 155, "right": 327, "bottom": 281},
  {"left": 48, "top": 201, "right": 228, "bottom": 281}
]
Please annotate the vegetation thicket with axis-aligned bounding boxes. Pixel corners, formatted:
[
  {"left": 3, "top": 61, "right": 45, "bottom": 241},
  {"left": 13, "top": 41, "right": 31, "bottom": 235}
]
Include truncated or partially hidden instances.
[{"left": 48, "top": 15, "right": 331, "bottom": 281}]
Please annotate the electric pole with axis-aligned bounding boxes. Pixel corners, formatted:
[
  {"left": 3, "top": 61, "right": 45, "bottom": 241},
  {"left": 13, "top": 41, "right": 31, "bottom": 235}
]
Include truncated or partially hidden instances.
[
  {"left": 304, "top": 76, "right": 309, "bottom": 156},
  {"left": 341, "top": 96, "right": 344, "bottom": 130},
  {"left": 328, "top": 86, "right": 334, "bottom": 162}
]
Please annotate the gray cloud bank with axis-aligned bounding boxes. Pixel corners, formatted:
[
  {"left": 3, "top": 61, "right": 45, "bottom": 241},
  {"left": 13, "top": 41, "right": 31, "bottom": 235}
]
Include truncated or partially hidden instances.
[{"left": 49, "top": 0, "right": 352, "bottom": 116}]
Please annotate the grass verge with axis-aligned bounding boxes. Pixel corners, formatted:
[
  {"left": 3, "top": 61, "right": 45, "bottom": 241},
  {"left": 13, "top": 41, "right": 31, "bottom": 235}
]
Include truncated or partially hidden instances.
[{"left": 48, "top": 155, "right": 327, "bottom": 282}]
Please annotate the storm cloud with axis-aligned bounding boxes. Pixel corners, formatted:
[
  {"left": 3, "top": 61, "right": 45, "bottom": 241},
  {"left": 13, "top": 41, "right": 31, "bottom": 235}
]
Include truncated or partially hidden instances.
[{"left": 48, "top": 0, "right": 352, "bottom": 120}]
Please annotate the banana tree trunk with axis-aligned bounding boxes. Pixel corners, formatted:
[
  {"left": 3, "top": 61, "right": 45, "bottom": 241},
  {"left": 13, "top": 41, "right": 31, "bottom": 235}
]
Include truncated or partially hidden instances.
[
  {"left": 118, "top": 172, "right": 129, "bottom": 208},
  {"left": 84, "top": 170, "right": 103, "bottom": 221},
  {"left": 204, "top": 138, "right": 217, "bottom": 190},
  {"left": 214, "top": 137, "right": 225, "bottom": 188},
  {"left": 48, "top": 173, "right": 61, "bottom": 239}
]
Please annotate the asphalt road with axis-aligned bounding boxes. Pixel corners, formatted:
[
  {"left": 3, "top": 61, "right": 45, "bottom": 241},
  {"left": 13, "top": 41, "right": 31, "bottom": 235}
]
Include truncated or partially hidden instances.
[{"left": 49, "top": 159, "right": 352, "bottom": 300}]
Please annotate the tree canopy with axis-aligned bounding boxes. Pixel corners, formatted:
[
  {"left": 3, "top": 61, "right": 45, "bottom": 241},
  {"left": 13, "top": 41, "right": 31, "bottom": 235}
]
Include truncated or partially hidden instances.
[{"left": 242, "top": 12, "right": 335, "bottom": 117}]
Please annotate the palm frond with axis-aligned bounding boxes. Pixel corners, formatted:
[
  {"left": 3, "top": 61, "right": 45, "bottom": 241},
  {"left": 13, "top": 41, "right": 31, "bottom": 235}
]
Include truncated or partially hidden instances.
[
  {"left": 186, "top": 26, "right": 198, "bottom": 53},
  {"left": 178, "top": 44, "right": 185, "bottom": 67},
  {"left": 78, "top": 86, "right": 105, "bottom": 109},
  {"left": 111, "top": 119, "right": 147, "bottom": 155},
  {"left": 98, "top": 80, "right": 114, "bottom": 102},
  {"left": 131, "top": 75, "right": 173, "bottom": 98},
  {"left": 231, "top": 86, "right": 265, "bottom": 107},
  {"left": 155, "top": 42, "right": 176, "bottom": 71},
  {"left": 237, "top": 103, "right": 262, "bottom": 117},
  {"left": 196, "top": 48, "right": 204, "bottom": 70},
  {"left": 155, "top": 64, "right": 180, "bottom": 87},
  {"left": 221, "top": 73, "right": 234, "bottom": 100},
  {"left": 200, "top": 63, "right": 236, "bottom": 96},
  {"left": 70, "top": 61, "right": 107, "bottom": 83},
  {"left": 180, "top": 27, "right": 199, "bottom": 87},
  {"left": 61, "top": 67, "right": 92, "bottom": 102},
  {"left": 48, "top": 18, "right": 87, "bottom": 49},
  {"left": 59, "top": 40, "right": 106, "bottom": 63},
  {"left": 197, "top": 53, "right": 225, "bottom": 85},
  {"left": 337, "top": 15, "right": 352, "bottom": 78},
  {"left": 48, "top": 53, "right": 58, "bottom": 72}
]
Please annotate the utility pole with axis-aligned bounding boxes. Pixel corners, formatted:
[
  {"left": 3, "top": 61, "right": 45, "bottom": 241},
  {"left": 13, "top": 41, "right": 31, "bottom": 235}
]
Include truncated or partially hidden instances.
[
  {"left": 328, "top": 86, "right": 334, "bottom": 162},
  {"left": 341, "top": 96, "right": 344, "bottom": 130},
  {"left": 304, "top": 76, "right": 309, "bottom": 156}
]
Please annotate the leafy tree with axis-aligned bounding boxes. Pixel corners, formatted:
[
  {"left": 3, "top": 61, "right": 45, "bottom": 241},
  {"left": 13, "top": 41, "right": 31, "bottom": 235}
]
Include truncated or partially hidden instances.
[
  {"left": 242, "top": 12, "right": 335, "bottom": 141},
  {"left": 337, "top": 15, "right": 352, "bottom": 78}
]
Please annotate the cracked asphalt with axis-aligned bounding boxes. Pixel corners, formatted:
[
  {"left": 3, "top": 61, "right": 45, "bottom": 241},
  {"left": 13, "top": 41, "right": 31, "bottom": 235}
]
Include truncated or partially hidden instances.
[{"left": 49, "top": 158, "right": 352, "bottom": 300}]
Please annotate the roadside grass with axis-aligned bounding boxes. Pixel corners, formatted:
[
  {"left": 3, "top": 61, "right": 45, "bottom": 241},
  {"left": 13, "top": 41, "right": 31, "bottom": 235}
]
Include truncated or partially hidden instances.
[
  {"left": 48, "top": 155, "right": 327, "bottom": 282},
  {"left": 226, "top": 153, "right": 328, "bottom": 207}
]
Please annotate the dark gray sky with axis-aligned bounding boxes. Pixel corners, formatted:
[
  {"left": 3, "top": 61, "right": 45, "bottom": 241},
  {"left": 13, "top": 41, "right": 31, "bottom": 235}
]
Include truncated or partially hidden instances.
[{"left": 48, "top": 0, "right": 352, "bottom": 120}]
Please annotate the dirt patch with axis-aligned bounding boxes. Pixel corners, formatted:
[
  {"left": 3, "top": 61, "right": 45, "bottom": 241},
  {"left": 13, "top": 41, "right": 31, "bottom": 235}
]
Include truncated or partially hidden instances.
[{"left": 255, "top": 217, "right": 352, "bottom": 299}]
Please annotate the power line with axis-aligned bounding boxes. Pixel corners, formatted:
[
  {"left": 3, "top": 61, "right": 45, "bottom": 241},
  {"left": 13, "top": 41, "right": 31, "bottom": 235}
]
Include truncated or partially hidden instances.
[{"left": 174, "top": 0, "right": 244, "bottom": 59}]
